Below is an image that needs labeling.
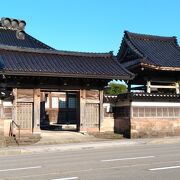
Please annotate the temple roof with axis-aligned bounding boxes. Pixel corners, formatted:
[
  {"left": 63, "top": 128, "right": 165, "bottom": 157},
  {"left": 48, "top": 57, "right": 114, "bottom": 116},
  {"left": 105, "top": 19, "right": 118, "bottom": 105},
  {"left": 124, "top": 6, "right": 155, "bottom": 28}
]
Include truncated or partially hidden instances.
[
  {"left": 117, "top": 31, "right": 180, "bottom": 71},
  {"left": 0, "top": 27, "right": 133, "bottom": 80},
  {"left": 0, "top": 46, "right": 132, "bottom": 79}
]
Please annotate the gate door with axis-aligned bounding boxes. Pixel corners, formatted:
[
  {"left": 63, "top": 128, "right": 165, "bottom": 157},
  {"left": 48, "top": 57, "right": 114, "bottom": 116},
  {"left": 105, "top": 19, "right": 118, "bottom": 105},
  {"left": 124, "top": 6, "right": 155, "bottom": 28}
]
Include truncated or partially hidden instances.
[
  {"left": 16, "top": 102, "right": 33, "bottom": 129},
  {"left": 84, "top": 103, "right": 99, "bottom": 128}
]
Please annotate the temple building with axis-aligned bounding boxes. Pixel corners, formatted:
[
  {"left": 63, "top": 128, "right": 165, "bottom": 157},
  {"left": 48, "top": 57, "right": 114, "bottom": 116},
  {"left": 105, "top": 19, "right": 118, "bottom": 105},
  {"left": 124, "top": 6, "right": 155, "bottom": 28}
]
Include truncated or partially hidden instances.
[{"left": 112, "top": 31, "right": 180, "bottom": 138}]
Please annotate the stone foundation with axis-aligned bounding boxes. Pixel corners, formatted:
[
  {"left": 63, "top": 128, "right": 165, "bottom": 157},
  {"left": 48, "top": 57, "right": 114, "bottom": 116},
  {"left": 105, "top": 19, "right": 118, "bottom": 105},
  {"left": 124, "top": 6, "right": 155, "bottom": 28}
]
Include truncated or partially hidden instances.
[
  {"left": 101, "top": 117, "right": 114, "bottom": 132},
  {"left": 80, "top": 127, "right": 99, "bottom": 132},
  {"left": 131, "top": 118, "right": 180, "bottom": 138}
]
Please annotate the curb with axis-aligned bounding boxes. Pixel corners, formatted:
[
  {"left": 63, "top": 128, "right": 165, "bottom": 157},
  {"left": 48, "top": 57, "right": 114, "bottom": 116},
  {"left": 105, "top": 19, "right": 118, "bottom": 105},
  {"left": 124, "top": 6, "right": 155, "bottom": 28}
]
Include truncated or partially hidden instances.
[
  {"left": 0, "top": 137, "right": 180, "bottom": 157},
  {"left": 0, "top": 140, "right": 140, "bottom": 156}
]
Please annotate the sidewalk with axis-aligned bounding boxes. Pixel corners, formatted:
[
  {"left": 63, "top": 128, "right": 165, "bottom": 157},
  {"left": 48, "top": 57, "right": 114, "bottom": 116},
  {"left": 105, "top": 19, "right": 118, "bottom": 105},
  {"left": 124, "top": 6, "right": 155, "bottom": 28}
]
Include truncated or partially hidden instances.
[
  {"left": 0, "top": 133, "right": 180, "bottom": 156},
  {"left": 0, "top": 138, "right": 144, "bottom": 156},
  {"left": 35, "top": 130, "right": 100, "bottom": 145}
]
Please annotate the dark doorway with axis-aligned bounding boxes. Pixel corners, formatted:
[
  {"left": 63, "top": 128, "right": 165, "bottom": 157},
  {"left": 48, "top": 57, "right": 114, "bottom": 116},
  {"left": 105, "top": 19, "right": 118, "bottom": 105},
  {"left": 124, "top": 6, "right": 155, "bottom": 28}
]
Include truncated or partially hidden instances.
[
  {"left": 41, "top": 91, "right": 80, "bottom": 131},
  {"left": 57, "top": 92, "right": 79, "bottom": 125}
]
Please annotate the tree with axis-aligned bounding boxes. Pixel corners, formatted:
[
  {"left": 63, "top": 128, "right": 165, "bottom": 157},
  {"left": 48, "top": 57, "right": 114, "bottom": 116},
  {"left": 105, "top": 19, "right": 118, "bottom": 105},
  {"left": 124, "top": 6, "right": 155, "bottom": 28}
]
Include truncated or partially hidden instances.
[{"left": 105, "top": 82, "right": 127, "bottom": 95}]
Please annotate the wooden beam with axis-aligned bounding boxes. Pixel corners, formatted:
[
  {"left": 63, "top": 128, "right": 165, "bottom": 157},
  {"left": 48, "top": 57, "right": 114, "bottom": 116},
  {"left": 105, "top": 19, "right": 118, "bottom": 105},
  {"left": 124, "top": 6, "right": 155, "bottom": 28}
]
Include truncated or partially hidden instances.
[{"left": 150, "top": 85, "right": 176, "bottom": 89}]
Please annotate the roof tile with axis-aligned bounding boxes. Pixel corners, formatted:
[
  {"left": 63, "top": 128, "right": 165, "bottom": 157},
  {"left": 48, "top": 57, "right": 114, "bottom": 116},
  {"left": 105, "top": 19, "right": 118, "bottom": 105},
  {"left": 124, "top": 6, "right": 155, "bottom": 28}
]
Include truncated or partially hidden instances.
[
  {"left": 0, "top": 28, "right": 53, "bottom": 49},
  {"left": 118, "top": 31, "right": 180, "bottom": 68},
  {"left": 0, "top": 28, "right": 133, "bottom": 80},
  {"left": 0, "top": 48, "right": 132, "bottom": 79}
]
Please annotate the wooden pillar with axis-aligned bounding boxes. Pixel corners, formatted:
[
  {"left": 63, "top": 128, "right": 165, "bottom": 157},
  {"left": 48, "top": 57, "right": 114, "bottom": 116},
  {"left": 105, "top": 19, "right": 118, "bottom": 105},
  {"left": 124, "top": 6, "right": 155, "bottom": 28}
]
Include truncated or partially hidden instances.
[
  {"left": 12, "top": 88, "right": 17, "bottom": 123},
  {"left": 175, "top": 82, "right": 180, "bottom": 94},
  {"left": 99, "top": 90, "right": 104, "bottom": 132},
  {"left": 33, "top": 89, "right": 41, "bottom": 134},
  {"left": 147, "top": 81, "right": 151, "bottom": 93},
  {"left": 80, "top": 89, "right": 86, "bottom": 132}
]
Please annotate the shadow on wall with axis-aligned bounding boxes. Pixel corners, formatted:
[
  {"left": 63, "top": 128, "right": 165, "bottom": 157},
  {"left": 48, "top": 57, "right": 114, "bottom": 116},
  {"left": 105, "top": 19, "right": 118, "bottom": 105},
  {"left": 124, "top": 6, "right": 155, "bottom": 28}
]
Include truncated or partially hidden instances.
[
  {"left": 113, "top": 106, "right": 131, "bottom": 138},
  {"left": 114, "top": 117, "right": 131, "bottom": 138}
]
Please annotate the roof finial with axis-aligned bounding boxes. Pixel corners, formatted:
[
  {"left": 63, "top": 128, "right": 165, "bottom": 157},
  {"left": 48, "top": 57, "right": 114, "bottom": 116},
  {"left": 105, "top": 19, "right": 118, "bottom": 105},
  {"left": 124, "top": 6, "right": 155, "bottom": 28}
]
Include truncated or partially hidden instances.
[{"left": 1, "top": 17, "right": 26, "bottom": 40}]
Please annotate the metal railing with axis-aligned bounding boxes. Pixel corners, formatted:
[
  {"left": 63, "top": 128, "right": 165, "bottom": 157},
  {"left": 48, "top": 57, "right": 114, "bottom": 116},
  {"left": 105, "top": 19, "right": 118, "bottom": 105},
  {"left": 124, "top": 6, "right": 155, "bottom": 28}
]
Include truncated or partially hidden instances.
[{"left": 9, "top": 120, "right": 21, "bottom": 145}]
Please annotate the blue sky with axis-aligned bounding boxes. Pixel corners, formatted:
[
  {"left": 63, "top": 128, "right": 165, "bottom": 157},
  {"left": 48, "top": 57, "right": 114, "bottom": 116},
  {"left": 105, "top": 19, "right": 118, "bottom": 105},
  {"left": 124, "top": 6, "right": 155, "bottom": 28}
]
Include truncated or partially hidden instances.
[{"left": 1, "top": 0, "right": 180, "bottom": 54}]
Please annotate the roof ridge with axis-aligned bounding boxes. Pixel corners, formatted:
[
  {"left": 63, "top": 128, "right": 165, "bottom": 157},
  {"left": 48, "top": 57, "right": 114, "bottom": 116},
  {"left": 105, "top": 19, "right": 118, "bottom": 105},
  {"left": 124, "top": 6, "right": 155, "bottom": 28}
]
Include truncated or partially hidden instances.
[
  {"left": 0, "top": 44, "right": 113, "bottom": 58},
  {"left": 52, "top": 50, "right": 113, "bottom": 57},
  {"left": 125, "top": 31, "right": 177, "bottom": 43}
]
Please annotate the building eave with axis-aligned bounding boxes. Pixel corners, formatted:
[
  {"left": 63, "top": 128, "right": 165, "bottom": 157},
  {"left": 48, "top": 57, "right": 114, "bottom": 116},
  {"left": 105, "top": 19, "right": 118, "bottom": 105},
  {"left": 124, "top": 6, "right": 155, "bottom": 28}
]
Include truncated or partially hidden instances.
[
  {"left": 1, "top": 70, "right": 132, "bottom": 80},
  {"left": 141, "top": 62, "right": 180, "bottom": 72}
]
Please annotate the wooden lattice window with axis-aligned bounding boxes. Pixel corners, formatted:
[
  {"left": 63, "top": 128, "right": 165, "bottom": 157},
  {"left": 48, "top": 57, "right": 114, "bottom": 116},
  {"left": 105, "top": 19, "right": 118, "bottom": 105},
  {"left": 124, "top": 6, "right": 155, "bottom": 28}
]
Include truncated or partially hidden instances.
[
  {"left": 132, "top": 106, "right": 180, "bottom": 118},
  {"left": 16, "top": 103, "right": 33, "bottom": 129}
]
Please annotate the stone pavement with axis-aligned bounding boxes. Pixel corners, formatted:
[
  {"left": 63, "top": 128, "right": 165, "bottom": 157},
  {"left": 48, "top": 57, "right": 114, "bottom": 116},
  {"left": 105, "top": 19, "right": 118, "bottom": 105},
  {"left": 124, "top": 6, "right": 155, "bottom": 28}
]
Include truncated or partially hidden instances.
[
  {"left": 35, "top": 130, "right": 100, "bottom": 145},
  {"left": 0, "top": 130, "right": 180, "bottom": 156}
]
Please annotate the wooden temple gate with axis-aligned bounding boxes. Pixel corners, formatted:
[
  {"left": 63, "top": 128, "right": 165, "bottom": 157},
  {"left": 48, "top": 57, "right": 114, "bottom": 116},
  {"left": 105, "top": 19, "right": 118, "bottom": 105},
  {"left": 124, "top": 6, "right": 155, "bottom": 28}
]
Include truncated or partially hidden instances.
[
  {"left": 0, "top": 18, "right": 132, "bottom": 137},
  {"left": 2, "top": 87, "right": 104, "bottom": 134}
]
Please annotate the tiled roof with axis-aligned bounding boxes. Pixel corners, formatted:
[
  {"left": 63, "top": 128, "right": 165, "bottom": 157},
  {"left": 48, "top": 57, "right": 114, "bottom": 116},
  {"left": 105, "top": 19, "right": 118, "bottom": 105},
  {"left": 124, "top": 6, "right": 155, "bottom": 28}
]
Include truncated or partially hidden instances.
[
  {"left": 118, "top": 31, "right": 180, "bottom": 69},
  {"left": 117, "top": 92, "right": 180, "bottom": 102},
  {"left": 0, "top": 27, "right": 53, "bottom": 49},
  {"left": 0, "top": 46, "right": 133, "bottom": 80},
  {"left": 0, "top": 27, "right": 133, "bottom": 80}
]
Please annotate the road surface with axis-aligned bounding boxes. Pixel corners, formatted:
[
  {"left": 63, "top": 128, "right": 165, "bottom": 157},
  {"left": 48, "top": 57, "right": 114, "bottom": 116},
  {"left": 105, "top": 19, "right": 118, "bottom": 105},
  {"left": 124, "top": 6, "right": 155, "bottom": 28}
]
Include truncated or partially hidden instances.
[{"left": 0, "top": 143, "right": 180, "bottom": 179}]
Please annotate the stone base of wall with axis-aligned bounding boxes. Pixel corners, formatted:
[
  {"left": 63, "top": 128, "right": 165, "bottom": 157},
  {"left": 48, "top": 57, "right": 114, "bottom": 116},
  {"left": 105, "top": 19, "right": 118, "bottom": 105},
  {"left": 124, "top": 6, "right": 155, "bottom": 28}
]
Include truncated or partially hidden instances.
[
  {"left": 131, "top": 118, "right": 180, "bottom": 138},
  {"left": 101, "top": 117, "right": 114, "bottom": 132},
  {"left": 80, "top": 127, "right": 99, "bottom": 132},
  {"left": 114, "top": 118, "right": 130, "bottom": 138},
  {"left": 2, "top": 119, "right": 34, "bottom": 137},
  {"left": 18, "top": 129, "right": 33, "bottom": 134},
  {"left": 3, "top": 119, "right": 12, "bottom": 136},
  {"left": 33, "top": 127, "right": 41, "bottom": 134}
]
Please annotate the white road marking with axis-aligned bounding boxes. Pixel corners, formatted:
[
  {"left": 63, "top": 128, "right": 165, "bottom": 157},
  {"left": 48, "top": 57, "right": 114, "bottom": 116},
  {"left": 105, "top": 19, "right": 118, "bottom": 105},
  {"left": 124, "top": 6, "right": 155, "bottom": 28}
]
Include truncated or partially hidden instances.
[
  {"left": 0, "top": 166, "right": 42, "bottom": 172},
  {"left": 52, "top": 177, "right": 78, "bottom": 180},
  {"left": 101, "top": 156, "right": 155, "bottom": 162},
  {"left": 149, "top": 165, "right": 180, "bottom": 171}
]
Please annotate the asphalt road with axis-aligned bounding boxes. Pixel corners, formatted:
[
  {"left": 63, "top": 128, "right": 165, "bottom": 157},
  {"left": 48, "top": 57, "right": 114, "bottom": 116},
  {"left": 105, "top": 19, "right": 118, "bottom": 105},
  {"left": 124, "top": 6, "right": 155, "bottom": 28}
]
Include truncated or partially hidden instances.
[{"left": 0, "top": 143, "right": 180, "bottom": 180}]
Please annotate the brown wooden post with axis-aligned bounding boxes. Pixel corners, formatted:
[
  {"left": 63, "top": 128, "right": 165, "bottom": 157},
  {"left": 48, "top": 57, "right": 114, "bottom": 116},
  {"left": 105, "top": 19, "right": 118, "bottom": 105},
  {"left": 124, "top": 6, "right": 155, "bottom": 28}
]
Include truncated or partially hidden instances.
[
  {"left": 99, "top": 90, "right": 104, "bottom": 132},
  {"left": 33, "top": 89, "right": 41, "bottom": 134},
  {"left": 12, "top": 88, "right": 17, "bottom": 124},
  {"left": 80, "top": 89, "right": 86, "bottom": 132}
]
